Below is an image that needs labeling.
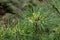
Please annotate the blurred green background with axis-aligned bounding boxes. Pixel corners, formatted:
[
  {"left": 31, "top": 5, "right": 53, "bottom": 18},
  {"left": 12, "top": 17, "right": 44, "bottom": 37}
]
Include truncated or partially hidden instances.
[{"left": 0, "top": 0, "right": 60, "bottom": 40}]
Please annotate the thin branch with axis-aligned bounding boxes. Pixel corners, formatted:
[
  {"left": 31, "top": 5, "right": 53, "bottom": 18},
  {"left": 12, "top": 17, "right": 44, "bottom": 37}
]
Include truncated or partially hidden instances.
[{"left": 52, "top": 5, "right": 60, "bottom": 13}]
